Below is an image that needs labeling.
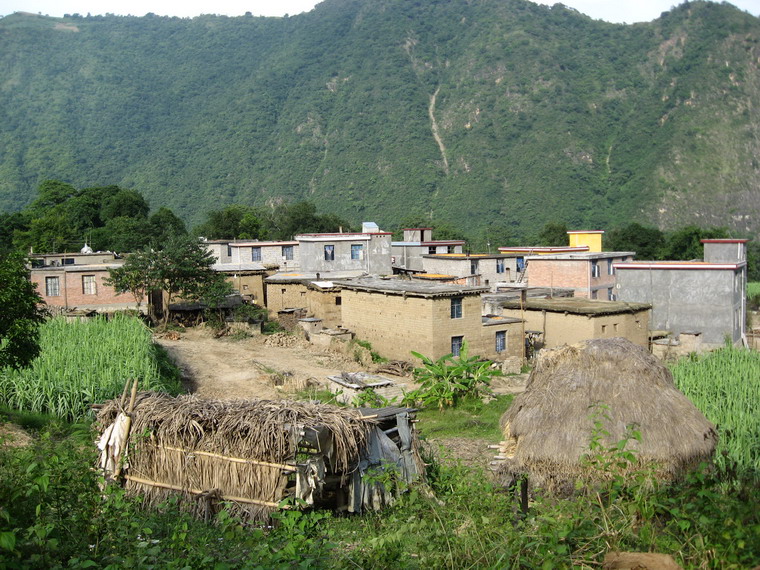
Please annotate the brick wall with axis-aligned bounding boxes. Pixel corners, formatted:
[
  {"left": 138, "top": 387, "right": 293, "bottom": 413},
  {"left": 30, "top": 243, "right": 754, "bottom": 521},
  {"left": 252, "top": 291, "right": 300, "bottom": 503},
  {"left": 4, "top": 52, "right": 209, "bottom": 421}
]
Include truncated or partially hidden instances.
[
  {"left": 31, "top": 269, "right": 133, "bottom": 310},
  {"left": 265, "top": 282, "right": 308, "bottom": 313}
]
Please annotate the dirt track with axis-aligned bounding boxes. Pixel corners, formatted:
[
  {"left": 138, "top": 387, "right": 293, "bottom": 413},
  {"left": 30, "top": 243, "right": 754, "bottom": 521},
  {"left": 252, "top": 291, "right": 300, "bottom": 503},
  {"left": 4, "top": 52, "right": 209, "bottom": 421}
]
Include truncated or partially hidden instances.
[{"left": 154, "top": 327, "right": 369, "bottom": 401}]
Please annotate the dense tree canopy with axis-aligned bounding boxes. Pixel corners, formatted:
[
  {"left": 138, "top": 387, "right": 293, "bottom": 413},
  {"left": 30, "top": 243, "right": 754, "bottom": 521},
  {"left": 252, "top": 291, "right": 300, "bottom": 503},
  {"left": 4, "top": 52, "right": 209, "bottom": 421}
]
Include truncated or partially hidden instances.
[{"left": 0, "top": 254, "right": 46, "bottom": 369}]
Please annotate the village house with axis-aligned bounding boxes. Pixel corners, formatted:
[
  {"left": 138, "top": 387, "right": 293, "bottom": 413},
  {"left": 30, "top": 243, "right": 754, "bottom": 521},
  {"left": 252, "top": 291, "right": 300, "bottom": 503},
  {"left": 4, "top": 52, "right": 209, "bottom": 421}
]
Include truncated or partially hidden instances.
[
  {"left": 204, "top": 239, "right": 300, "bottom": 271},
  {"left": 29, "top": 249, "right": 133, "bottom": 312},
  {"left": 496, "top": 297, "right": 652, "bottom": 349},
  {"left": 497, "top": 244, "right": 590, "bottom": 277},
  {"left": 296, "top": 223, "right": 392, "bottom": 275},
  {"left": 391, "top": 228, "right": 466, "bottom": 272},
  {"left": 334, "top": 277, "right": 523, "bottom": 362},
  {"left": 511, "top": 231, "right": 634, "bottom": 299},
  {"left": 419, "top": 253, "right": 519, "bottom": 291},
  {"left": 614, "top": 239, "right": 747, "bottom": 349}
]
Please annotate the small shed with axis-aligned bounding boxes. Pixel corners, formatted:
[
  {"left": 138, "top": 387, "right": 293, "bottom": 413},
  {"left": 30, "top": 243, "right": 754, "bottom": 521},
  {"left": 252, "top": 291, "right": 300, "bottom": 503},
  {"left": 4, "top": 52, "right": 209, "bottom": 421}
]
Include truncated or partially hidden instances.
[
  {"left": 96, "top": 392, "right": 423, "bottom": 522},
  {"left": 327, "top": 372, "right": 406, "bottom": 405}
]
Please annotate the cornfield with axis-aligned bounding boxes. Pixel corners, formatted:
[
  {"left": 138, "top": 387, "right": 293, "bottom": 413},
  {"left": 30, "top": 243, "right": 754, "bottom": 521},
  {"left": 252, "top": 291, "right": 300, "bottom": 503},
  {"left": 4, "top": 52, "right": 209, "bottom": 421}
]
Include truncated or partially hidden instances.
[
  {"left": 670, "top": 346, "right": 760, "bottom": 482},
  {"left": 0, "top": 315, "right": 181, "bottom": 421}
]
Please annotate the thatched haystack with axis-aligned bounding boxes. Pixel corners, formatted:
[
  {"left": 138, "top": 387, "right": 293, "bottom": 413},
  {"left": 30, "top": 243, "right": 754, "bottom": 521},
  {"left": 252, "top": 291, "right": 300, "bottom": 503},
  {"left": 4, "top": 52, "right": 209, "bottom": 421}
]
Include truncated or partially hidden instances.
[
  {"left": 494, "top": 338, "right": 717, "bottom": 495},
  {"left": 96, "top": 392, "right": 422, "bottom": 522}
]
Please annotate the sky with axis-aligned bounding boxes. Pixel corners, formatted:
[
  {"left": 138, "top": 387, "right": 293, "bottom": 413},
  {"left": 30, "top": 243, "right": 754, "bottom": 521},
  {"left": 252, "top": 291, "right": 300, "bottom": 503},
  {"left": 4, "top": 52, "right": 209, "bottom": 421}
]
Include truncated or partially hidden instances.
[{"left": 0, "top": 0, "right": 759, "bottom": 23}]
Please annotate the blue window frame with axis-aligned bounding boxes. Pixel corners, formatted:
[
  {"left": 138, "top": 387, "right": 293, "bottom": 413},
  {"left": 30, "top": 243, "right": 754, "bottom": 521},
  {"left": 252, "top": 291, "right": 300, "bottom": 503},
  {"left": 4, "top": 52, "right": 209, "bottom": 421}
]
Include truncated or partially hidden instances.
[
  {"left": 496, "top": 259, "right": 505, "bottom": 274},
  {"left": 252, "top": 247, "right": 262, "bottom": 262},
  {"left": 324, "top": 245, "right": 335, "bottom": 261},
  {"left": 451, "top": 336, "right": 464, "bottom": 357},
  {"left": 351, "top": 244, "right": 363, "bottom": 260},
  {"left": 496, "top": 331, "right": 506, "bottom": 353},
  {"left": 450, "top": 297, "right": 462, "bottom": 319}
]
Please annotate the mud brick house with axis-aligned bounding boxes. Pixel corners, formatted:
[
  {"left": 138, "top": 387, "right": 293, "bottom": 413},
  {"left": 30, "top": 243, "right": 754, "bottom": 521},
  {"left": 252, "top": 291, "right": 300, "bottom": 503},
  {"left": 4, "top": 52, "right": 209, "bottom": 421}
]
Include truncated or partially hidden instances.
[
  {"left": 211, "top": 262, "right": 270, "bottom": 305},
  {"left": 334, "top": 277, "right": 523, "bottom": 362},
  {"left": 497, "top": 297, "right": 651, "bottom": 349},
  {"left": 296, "top": 223, "right": 392, "bottom": 275},
  {"left": 264, "top": 271, "right": 363, "bottom": 318},
  {"left": 392, "top": 228, "right": 466, "bottom": 272},
  {"left": 29, "top": 251, "right": 133, "bottom": 312},
  {"left": 614, "top": 239, "right": 747, "bottom": 348},
  {"left": 420, "top": 253, "right": 519, "bottom": 291}
]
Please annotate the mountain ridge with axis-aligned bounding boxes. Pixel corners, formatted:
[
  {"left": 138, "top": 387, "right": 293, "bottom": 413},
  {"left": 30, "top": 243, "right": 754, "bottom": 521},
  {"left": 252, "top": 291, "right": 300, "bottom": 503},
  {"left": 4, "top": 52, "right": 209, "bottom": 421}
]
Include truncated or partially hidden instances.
[{"left": 0, "top": 0, "right": 758, "bottom": 239}]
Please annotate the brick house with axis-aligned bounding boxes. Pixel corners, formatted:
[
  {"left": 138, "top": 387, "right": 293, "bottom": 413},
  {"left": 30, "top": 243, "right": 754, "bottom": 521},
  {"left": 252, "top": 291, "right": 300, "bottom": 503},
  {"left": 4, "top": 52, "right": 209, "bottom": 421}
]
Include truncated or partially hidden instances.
[
  {"left": 335, "top": 277, "right": 522, "bottom": 362},
  {"left": 525, "top": 251, "right": 635, "bottom": 299},
  {"left": 392, "top": 228, "right": 466, "bottom": 272},
  {"left": 614, "top": 239, "right": 747, "bottom": 347},
  {"left": 497, "top": 297, "right": 651, "bottom": 349},
  {"left": 30, "top": 259, "right": 134, "bottom": 311}
]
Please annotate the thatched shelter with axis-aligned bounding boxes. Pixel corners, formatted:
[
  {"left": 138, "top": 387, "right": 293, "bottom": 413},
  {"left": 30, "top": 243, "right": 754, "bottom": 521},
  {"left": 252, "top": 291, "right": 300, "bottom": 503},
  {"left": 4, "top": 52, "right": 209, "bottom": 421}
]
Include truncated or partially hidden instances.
[
  {"left": 494, "top": 338, "right": 717, "bottom": 495},
  {"left": 96, "top": 392, "right": 422, "bottom": 522}
]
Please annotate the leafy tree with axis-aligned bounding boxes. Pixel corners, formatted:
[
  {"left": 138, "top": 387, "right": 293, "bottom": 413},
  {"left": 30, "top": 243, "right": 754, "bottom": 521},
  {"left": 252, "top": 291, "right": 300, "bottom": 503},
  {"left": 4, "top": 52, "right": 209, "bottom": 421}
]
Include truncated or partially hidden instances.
[
  {"left": 264, "top": 202, "right": 352, "bottom": 240},
  {"left": 107, "top": 237, "right": 231, "bottom": 325},
  {"left": 661, "top": 226, "right": 729, "bottom": 261},
  {"left": 533, "top": 222, "right": 569, "bottom": 246},
  {"left": 0, "top": 253, "right": 46, "bottom": 369},
  {"left": 194, "top": 205, "right": 262, "bottom": 240},
  {"left": 149, "top": 207, "right": 187, "bottom": 243},
  {"left": 606, "top": 223, "right": 665, "bottom": 259}
]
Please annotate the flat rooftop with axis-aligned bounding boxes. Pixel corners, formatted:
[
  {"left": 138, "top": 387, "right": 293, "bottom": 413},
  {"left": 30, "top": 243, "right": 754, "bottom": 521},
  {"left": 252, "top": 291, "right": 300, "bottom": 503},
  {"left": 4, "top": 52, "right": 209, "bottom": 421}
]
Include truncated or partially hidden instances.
[
  {"left": 499, "top": 296, "right": 651, "bottom": 315},
  {"left": 334, "top": 277, "right": 488, "bottom": 298}
]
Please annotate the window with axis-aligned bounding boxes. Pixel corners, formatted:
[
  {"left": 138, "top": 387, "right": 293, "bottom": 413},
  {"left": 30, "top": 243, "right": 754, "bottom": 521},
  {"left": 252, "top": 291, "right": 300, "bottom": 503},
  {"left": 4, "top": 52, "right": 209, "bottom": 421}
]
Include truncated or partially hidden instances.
[
  {"left": 447, "top": 245, "right": 455, "bottom": 254},
  {"left": 601, "top": 324, "right": 607, "bottom": 334},
  {"left": 607, "top": 258, "right": 614, "bottom": 275},
  {"left": 282, "top": 246, "right": 294, "bottom": 261},
  {"left": 226, "top": 244, "right": 232, "bottom": 257},
  {"left": 82, "top": 275, "right": 97, "bottom": 295},
  {"left": 251, "top": 247, "right": 262, "bottom": 262},
  {"left": 495, "top": 331, "right": 506, "bottom": 353},
  {"left": 516, "top": 257, "right": 525, "bottom": 272},
  {"left": 45, "top": 276, "right": 60, "bottom": 297},
  {"left": 470, "top": 260, "right": 478, "bottom": 275},
  {"left": 591, "top": 289, "right": 598, "bottom": 300},
  {"left": 324, "top": 245, "right": 335, "bottom": 261},
  {"left": 496, "top": 259, "right": 505, "bottom": 274},
  {"left": 62, "top": 258, "right": 75, "bottom": 265},
  {"left": 591, "top": 261, "right": 600, "bottom": 278},
  {"left": 608, "top": 288, "right": 615, "bottom": 301},
  {"left": 428, "top": 246, "right": 437, "bottom": 255},
  {"left": 450, "top": 297, "right": 463, "bottom": 319},
  {"left": 351, "top": 244, "right": 363, "bottom": 260},
  {"left": 451, "top": 336, "right": 464, "bottom": 357},
  {"left": 335, "top": 296, "right": 342, "bottom": 306}
]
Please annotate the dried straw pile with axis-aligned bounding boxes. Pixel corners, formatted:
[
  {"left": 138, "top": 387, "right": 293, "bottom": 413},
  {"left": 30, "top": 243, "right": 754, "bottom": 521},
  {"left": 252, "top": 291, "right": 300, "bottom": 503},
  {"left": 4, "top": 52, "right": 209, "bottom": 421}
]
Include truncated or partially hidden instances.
[
  {"left": 496, "top": 338, "right": 717, "bottom": 495},
  {"left": 96, "top": 392, "right": 375, "bottom": 521}
]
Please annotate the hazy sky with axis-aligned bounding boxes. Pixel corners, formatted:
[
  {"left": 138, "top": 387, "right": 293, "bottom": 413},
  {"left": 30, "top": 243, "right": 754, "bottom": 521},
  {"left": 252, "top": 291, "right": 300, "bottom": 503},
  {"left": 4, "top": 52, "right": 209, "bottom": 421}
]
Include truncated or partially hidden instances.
[{"left": 1, "top": 0, "right": 759, "bottom": 23}]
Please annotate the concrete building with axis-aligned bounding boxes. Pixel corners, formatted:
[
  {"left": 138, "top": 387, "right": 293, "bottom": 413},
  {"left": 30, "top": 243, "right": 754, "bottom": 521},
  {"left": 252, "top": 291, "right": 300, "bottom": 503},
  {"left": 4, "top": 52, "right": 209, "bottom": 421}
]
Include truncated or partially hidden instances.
[
  {"left": 420, "top": 253, "right": 519, "bottom": 291},
  {"left": 296, "top": 223, "right": 392, "bottom": 275},
  {"left": 497, "top": 297, "right": 652, "bottom": 349},
  {"left": 205, "top": 239, "right": 299, "bottom": 271},
  {"left": 392, "top": 228, "right": 466, "bottom": 272},
  {"left": 335, "top": 277, "right": 522, "bottom": 362},
  {"left": 614, "top": 239, "right": 748, "bottom": 347}
]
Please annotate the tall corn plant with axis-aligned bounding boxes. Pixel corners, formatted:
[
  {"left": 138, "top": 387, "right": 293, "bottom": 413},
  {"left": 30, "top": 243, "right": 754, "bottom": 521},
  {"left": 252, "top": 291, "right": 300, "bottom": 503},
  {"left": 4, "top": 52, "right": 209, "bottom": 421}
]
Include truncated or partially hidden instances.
[
  {"left": 0, "top": 314, "right": 180, "bottom": 421},
  {"left": 403, "top": 342, "right": 501, "bottom": 410},
  {"left": 670, "top": 346, "right": 760, "bottom": 483}
]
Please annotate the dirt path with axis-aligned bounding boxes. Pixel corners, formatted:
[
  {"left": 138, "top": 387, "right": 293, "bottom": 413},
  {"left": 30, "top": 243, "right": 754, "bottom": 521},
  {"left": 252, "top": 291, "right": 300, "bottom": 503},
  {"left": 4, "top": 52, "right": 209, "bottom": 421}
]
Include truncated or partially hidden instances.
[{"left": 154, "top": 328, "right": 370, "bottom": 400}]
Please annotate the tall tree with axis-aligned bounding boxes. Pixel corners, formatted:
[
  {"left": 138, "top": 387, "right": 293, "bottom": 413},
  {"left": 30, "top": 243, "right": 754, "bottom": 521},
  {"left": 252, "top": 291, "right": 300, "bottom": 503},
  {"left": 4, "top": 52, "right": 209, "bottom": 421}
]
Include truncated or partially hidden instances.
[{"left": 0, "top": 254, "right": 46, "bottom": 369}]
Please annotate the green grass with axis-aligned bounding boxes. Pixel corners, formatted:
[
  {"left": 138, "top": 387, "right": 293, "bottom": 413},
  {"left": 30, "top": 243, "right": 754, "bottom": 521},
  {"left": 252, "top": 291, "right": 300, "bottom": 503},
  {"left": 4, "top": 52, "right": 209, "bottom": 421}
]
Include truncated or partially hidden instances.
[
  {"left": 747, "top": 282, "right": 760, "bottom": 298},
  {"left": 416, "top": 395, "right": 513, "bottom": 442}
]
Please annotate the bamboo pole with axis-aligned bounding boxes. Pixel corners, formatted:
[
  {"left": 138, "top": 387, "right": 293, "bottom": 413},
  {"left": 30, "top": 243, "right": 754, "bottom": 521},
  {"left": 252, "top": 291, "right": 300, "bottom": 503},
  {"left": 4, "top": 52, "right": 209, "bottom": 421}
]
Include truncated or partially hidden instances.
[
  {"left": 153, "top": 444, "right": 297, "bottom": 472},
  {"left": 124, "top": 475, "right": 290, "bottom": 509}
]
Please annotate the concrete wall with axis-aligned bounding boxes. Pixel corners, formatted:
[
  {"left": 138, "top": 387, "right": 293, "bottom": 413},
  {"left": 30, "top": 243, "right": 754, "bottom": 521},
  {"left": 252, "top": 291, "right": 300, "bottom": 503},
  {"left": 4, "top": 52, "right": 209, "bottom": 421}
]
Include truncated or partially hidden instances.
[
  {"left": 500, "top": 308, "right": 649, "bottom": 348},
  {"left": 703, "top": 241, "right": 747, "bottom": 263},
  {"left": 298, "top": 234, "right": 392, "bottom": 274},
  {"left": 31, "top": 268, "right": 134, "bottom": 311},
  {"left": 422, "top": 256, "right": 517, "bottom": 290},
  {"left": 616, "top": 267, "right": 744, "bottom": 345},
  {"left": 232, "top": 243, "right": 300, "bottom": 269}
]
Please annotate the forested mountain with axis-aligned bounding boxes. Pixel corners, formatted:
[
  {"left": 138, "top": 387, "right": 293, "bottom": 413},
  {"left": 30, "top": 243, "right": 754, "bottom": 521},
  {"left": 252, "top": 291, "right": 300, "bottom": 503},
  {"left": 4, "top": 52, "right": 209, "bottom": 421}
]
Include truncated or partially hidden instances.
[{"left": 1, "top": 0, "right": 758, "bottom": 240}]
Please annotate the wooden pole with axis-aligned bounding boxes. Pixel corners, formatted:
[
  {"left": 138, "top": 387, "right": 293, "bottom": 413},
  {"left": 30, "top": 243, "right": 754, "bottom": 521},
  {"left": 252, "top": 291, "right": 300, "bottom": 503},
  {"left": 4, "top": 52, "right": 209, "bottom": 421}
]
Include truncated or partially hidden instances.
[
  {"left": 113, "top": 378, "right": 139, "bottom": 479},
  {"left": 153, "top": 444, "right": 296, "bottom": 472}
]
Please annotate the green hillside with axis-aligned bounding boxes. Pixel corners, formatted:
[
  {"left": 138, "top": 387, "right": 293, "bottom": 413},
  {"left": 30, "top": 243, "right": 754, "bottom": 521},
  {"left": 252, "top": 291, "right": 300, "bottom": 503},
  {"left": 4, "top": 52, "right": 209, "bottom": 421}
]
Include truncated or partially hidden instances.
[{"left": 0, "top": 0, "right": 758, "bottom": 238}]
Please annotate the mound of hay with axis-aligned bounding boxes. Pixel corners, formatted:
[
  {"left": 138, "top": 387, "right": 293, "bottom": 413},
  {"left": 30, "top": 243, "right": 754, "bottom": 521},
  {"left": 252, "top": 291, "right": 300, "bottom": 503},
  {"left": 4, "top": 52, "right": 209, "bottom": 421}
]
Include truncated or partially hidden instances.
[
  {"left": 495, "top": 338, "right": 716, "bottom": 495},
  {"left": 96, "top": 393, "right": 377, "bottom": 521}
]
